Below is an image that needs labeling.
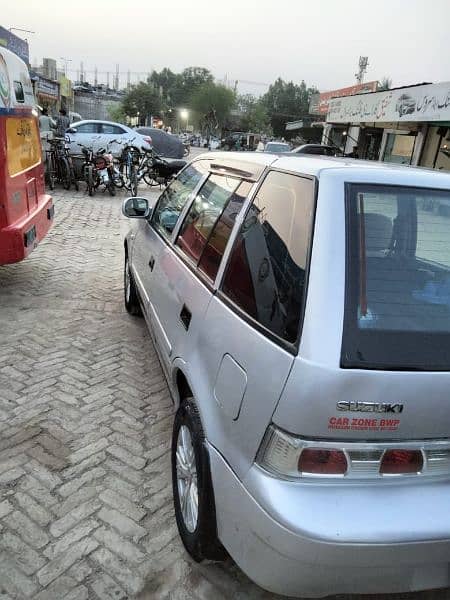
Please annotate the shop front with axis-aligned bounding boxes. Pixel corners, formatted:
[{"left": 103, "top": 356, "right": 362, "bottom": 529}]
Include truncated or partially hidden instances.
[
  {"left": 326, "top": 81, "right": 450, "bottom": 171},
  {"left": 33, "top": 75, "right": 60, "bottom": 114}
]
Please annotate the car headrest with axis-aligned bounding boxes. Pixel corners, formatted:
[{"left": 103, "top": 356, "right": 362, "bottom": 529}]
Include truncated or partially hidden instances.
[{"left": 363, "top": 212, "right": 393, "bottom": 256}]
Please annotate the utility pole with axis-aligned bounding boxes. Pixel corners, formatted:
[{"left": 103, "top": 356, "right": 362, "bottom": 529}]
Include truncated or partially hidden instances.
[
  {"left": 127, "top": 70, "right": 131, "bottom": 90},
  {"left": 355, "top": 56, "right": 369, "bottom": 84},
  {"left": 80, "top": 61, "right": 84, "bottom": 83},
  {"left": 94, "top": 66, "right": 98, "bottom": 86},
  {"left": 106, "top": 72, "right": 110, "bottom": 88},
  {"left": 114, "top": 64, "right": 119, "bottom": 91}
]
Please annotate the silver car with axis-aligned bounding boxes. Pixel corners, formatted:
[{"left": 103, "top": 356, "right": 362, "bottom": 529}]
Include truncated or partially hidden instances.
[{"left": 122, "top": 152, "right": 450, "bottom": 598}]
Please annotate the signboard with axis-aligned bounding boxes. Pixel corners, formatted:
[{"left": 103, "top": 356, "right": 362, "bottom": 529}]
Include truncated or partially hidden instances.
[
  {"left": 311, "top": 81, "right": 378, "bottom": 115},
  {"left": 0, "top": 26, "right": 29, "bottom": 65},
  {"left": 327, "top": 81, "right": 450, "bottom": 124},
  {"left": 59, "top": 76, "right": 72, "bottom": 98},
  {"left": 286, "top": 120, "right": 303, "bottom": 131},
  {"left": 6, "top": 117, "right": 41, "bottom": 176},
  {"left": 36, "top": 76, "right": 59, "bottom": 100}
]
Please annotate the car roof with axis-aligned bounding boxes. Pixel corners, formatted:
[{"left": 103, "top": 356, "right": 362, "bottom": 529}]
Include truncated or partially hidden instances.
[
  {"left": 70, "top": 119, "right": 131, "bottom": 130},
  {"left": 204, "top": 151, "right": 450, "bottom": 187}
]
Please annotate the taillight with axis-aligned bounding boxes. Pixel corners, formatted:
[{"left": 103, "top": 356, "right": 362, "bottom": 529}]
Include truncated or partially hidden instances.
[
  {"left": 257, "top": 424, "right": 450, "bottom": 480},
  {"left": 143, "top": 136, "right": 152, "bottom": 145},
  {"left": 298, "top": 449, "right": 347, "bottom": 475},
  {"left": 380, "top": 449, "right": 423, "bottom": 475}
]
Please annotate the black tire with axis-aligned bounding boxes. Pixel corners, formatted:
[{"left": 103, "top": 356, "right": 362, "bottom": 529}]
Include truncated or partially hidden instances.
[
  {"left": 108, "top": 181, "right": 116, "bottom": 196},
  {"left": 124, "top": 255, "right": 142, "bottom": 316},
  {"left": 172, "top": 399, "right": 226, "bottom": 562},
  {"left": 143, "top": 172, "right": 159, "bottom": 187},
  {"left": 60, "top": 157, "right": 71, "bottom": 190},
  {"left": 47, "top": 168, "right": 55, "bottom": 191},
  {"left": 130, "top": 166, "right": 138, "bottom": 196},
  {"left": 47, "top": 156, "right": 55, "bottom": 190},
  {"left": 87, "top": 165, "right": 95, "bottom": 196},
  {"left": 68, "top": 159, "right": 79, "bottom": 191}
]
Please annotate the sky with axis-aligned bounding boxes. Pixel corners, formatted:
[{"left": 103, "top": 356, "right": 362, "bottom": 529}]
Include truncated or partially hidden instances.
[{"left": 3, "top": 0, "right": 450, "bottom": 95}]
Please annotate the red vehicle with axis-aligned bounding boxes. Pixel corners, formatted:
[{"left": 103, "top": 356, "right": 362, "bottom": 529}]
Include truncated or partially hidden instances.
[{"left": 0, "top": 47, "right": 53, "bottom": 264}]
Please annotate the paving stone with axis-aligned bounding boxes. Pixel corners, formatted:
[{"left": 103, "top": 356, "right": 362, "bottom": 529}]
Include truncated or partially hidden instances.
[
  {"left": 98, "top": 506, "right": 147, "bottom": 540},
  {"left": 37, "top": 537, "right": 99, "bottom": 586},
  {"left": 90, "top": 572, "right": 127, "bottom": 600},
  {"left": 99, "top": 488, "right": 146, "bottom": 521},
  {"left": 4, "top": 510, "right": 49, "bottom": 549}
]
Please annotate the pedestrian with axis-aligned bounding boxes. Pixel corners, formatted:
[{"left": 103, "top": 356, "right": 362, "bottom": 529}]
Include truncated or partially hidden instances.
[
  {"left": 55, "top": 108, "right": 70, "bottom": 138},
  {"left": 39, "top": 107, "right": 55, "bottom": 134},
  {"left": 38, "top": 107, "right": 56, "bottom": 157}
]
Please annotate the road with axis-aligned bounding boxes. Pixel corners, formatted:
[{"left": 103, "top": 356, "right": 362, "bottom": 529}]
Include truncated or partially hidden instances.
[{"left": 0, "top": 169, "right": 448, "bottom": 599}]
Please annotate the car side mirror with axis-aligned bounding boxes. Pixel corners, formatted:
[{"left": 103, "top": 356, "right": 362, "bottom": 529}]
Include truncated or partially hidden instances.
[
  {"left": 122, "top": 196, "right": 152, "bottom": 219},
  {"left": 66, "top": 127, "right": 77, "bottom": 134}
]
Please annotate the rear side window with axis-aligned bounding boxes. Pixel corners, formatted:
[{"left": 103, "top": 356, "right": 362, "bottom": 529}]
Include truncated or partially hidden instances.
[
  {"left": 176, "top": 175, "right": 251, "bottom": 280},
  {"left": 343, "top": 184, "right": 450, "bottom": 370},
  {"left": 151, "top": 163, "right": 205, "bottom": 238},
  {"left": 14, "top": 81, "right": 24, "bottom": 103},
  {"left": 76, "top": 122, "right": 100, "bottom": 133},
  {"left": 221, "top": 171, "right": 315, "bottom": 344},
  {"left": 101, "top": 124, "right": 125, "bottom": 135}
]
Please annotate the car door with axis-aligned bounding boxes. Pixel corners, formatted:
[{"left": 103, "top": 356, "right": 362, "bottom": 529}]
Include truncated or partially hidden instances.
[
  {"left": 193, "top": 170, "right": 317, "bottom": 479},
  {"left": 99, "top": 123, "right": 127, "bottom": 155},
  {"left": 149, "top": 173, "right": 252, "bottom": 368},
  {"left": 131, "top": 162, "right": 207, "bottom": 366},
  {"left": 67, "top": 121, "right": 100, "bottom": 154}
]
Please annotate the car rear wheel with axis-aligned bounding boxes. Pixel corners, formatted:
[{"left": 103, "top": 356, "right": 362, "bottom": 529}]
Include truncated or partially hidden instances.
[
  {"left": 124, "top": 255, "right": 142, "bottom": 316},
  {"left": 172, "top": 398, "right": 227, "bottom": 562}
]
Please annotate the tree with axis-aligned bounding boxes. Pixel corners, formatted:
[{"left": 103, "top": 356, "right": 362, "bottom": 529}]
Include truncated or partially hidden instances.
[
  {"left": 262, "top": 78, "right": 318, "bottom": 137},
  {"left": 122, "top": 82, "right": 162, "bottom": 123},
  {"left": 378, "top": 77, "right": 393, "bottom": 91},
  {"left": 108, "top": 103, "right": 127, "bottom": 124},
  {"left": 190, "top": 83, "right": 235, "bottom": 133},
  {"left": 237, "top": 94, "right": 272, "bottom": 134},
  {"left": 179, "top": 67, "right": 214, "bottom": 103}
]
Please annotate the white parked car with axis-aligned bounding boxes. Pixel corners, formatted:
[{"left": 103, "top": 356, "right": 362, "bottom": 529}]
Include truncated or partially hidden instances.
[
  {"left": 263, "top": 141, "right": 291, "bottom": 153},
  {"left": 65, "top": 120, "right": 152, "bottom": 157}
]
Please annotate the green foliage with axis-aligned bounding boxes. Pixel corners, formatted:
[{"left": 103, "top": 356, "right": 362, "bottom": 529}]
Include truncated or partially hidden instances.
[
  {"left": 237, "top": 94, "right": 272, "bottom": 134},
  {"left": 122, "top": 81, "right": 162, "bottom": 121},
  {"left": 190, "top": 83, "right": 236, "bottom": 131},
  {"left": 261, "top": 78, "right": 318, "bottom": 136},
  {"left": 108, "top": 103, "right": 126, "bottom": 124}
]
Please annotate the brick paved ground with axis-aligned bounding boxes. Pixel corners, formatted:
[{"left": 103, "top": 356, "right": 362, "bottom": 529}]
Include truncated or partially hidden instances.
[{"left": 0, "top": 182, "right": 448, "bottom": 600}]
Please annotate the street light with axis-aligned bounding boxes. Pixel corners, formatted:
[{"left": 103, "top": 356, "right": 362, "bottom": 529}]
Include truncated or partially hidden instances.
[{"left": 180, "top": 109, "right": 189, "bottom": 131}]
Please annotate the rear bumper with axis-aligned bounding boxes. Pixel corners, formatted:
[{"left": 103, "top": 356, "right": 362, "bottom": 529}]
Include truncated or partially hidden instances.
[
  {"left": 209, "top": 444, "right": 450, "bottom": 598},
  {"left": 0, "top": 194, "right": 54, "bottom": 264}
]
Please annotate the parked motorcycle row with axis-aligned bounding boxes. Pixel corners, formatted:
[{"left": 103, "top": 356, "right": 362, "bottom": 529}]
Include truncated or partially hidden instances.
[{"left": 45, "top": 135, "right": 187, "bottom": 197}]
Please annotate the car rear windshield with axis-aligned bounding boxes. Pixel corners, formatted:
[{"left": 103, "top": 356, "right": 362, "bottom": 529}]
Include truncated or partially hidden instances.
[
  {"left": 342, "top": 183, "right": 450, "bottom": 370},
  {"left": 266, "top": 143, "right": 290, "bottom": 153}
]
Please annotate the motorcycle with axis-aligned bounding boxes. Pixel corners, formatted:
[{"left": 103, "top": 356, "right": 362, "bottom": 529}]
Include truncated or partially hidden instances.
[
  {"left": 78, "top": 140, "right": 117, "bottom": 196},
  {"left": 142, "top": 148, "right": 187, "bottom": 187}
]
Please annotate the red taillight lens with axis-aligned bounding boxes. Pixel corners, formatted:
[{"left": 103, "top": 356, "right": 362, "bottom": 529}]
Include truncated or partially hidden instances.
[
  {"left": 380, "top": 450, "right": 423, "bottom": 475},
  {"left": 298, "top": 449, "right": 347, "bottom": 475},
  {"left": 144, "top": 136, "right": 152, "bottom": 145}
]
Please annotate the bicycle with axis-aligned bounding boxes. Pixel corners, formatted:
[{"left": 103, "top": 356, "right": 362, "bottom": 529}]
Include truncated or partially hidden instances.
[
  {"left": 46, "top": 137, "right": 79, "bottom": 191},
  {"left": 117, "top": 138, "right": 140, "bottom": 196}
]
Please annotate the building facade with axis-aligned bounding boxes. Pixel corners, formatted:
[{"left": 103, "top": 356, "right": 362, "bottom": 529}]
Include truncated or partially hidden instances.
[{"left": 324, "top": 81, "right": 450, "bottom": 171}]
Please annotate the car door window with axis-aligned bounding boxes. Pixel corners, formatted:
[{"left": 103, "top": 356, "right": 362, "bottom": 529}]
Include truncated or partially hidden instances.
[
  {"left": 151, "top": 163, "right": 205, "bottom": 238},
  {"left": 176, "top": 175, "right": 249, "bottom": 272},
  {"left": 101, "top": 124, "right": 126, "bottom": 135},
  {"left": 76, "top": 122, "right": 100, "bottom": 133},
  {"left": 221, "top": 171, "right": 315, "bottom": 344}
]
